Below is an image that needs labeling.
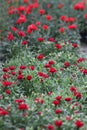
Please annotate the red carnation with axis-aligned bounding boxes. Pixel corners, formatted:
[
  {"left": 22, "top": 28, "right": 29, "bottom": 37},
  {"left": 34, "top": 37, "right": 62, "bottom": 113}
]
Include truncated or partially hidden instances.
[
  {"left": 18, "top": 103, "right": 29, "bottom": 110},
  {"left": 37, "top": 54, "right": 44, "bottom": 60},
  {"left": 47, "top": 124, "right": 54, "bottom": 130},
  {"left": 55, "top": 44, "right": 62, "bottom": 49},
  {"left": 64, "top": 62, "right": 70, "bottom": 68},
  {"left": 49, "top": 67, "right": 57, "bottom": 73},
  {"left": 26, "top": 75, "right": 32, "bottom": 80},
  {"left": 54, "top": 120, "right": 63, "bottom": 127},
  {"left": 75, "top": 120, "right": 84, "bottom": 128}
]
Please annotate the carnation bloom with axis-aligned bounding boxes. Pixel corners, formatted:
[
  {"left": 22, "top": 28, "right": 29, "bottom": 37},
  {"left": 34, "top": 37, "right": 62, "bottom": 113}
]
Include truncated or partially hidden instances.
[
  {"left": 9, "top": 66, "right": 15, "bottom": 70},
  {"left": 59, "top": 27, "right": 65, "bottom": 33},
  {"left": 0, "top": 109, "right": 9, "bottom": 116},
  {"left": 52, "top": 99, "right": 60, "bottom": 106},
  {"left": 64, "top": 62, "right": 70, "bottom": 67},
  {"left": 17, "top": 74, "right": 24, "bottom": 80},
  {"left": 75, "top": 120, "right": 84, "bottom": 128},
  {"left": 49, "top": 67, "right": 57, "bottom": 73},
  {"left": 47, "top": 124, "right": 54, "bottom": 130},
  {"left": 37, "top": 37, "right": 44, "bottom": 42},
  {"left": 68, "top": 24, "right": 77, "bottom": 30},
  {"left": 84, "top": 14, "right": 87, "bottom": 19},
  {"left": 55, "top": 109, "right": 62, "bottom": 114},
  {"left": 73, "top": 2, "right": 85, "bottom": 11},
  {"left": 26, "top": 75, "right": 32, "bottom": 80},
  {"left": 54, "top": 120, "right": 63, "bottom": 127},
  {"left": 5, "top": 89, "right": 11, "bottom": 95},
  {"left": 18, "top": 103, "right": 29, "bottom": 110},
  {"left": 58, "top": 3, "right": 64, "bottom": 9},
  {"left": 16, "top": 14, "right": 26, "bottom": 24},
  {"left": 48, "top": 60, "right": 55, "bottom": 65},
  {"left": 70, "top": 86, "right": 77, "bottom": 93},
  {"left": 20, "top": 65, "right": 26, "bottom": 69},
  {"left": 39, "top": 9, "right": 45, "bottom": 15},
  {"left": 42, "top": 24, "right": 49, "bottom": 30},
  {"left": 55, "top": 44, "right": 62, "bottom": 49},
  {"left": 28, "top": 66, "right": 35, "bottom": 70},
  {"left": 65, "top": 97, "right": 72, "bottom": 102},
  {"left": 2, "top": 67, "right": 9, "bottom": 72},
  {"left": 60, "top": 15, "right": 67, "bottom": 21},
  {"left": 7, "top": 32, "right": 14, "bottom": 41},
  {"left": 76, "top": 58, "right": 86, "bottom": 63},
  {"left": 37, "top": 54, "right": 44, "bottom": 60},
  {"left": 46, "top": 15, "right": 52, "bottom": 21},
  {"left": 18, "top": 31, "right": 26, "bottom": 37},
  {"left": 2, "top": 81, "right": 12, "bottom": 87},
  {"left": 15, "top": 99, "right": 25, "bottom": 103},
  {"left": 21, "top": 40, "right": 28, "bottom": 45},
  {"left": 72, "top": 43, "right": 78, "bottom": 48}
]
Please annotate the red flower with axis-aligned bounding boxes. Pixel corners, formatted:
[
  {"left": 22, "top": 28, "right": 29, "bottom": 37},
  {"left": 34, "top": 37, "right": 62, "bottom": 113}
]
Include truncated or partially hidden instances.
[
  {"left": 60, "top": 15, "right": 67, "bottom": 21},
  {"left": 0, "top": 109, "right": 9, "bottom": 116},
  {"left": 74, "top": 92, "right": 82, "bottom": 99},
  {"left": 21, "top": 40, "right": 28, "bottom": 45},
  {"left": 2, "top": 67, "right": 9, "bottom": 72},
  {"left": 46, "top": 15, "right": 52, "bottom": 21},
  {"left": 52, "top": 100, "right": 60, "bottom": 106},
  {"left": 66, "top": 17, "right": 75, "bottom": 23},
  {"left": 18, "top": 103, "right": 29, "bottom": 110},
  {"left": 39, "top": 9, "right": 45, "bottom": 15},
  {"left": 54, "top": 120, "right": 63, "bottom": 127},
  {"left": 56, "top": 96, "right": 62, "bottom": 101},
  {"left": 72, "top": 43, "right": 78, "bottom": 48},
  {"left": 42, "top": 25, "right": 49, "bottom": 30},
  {"left": 66, "top": 116, "right": 72, "bottom": 121},
  {"left": 55, "top": 109, "right": 62, "bottom": 114},
  {"left": 73, "top": 2, "right": 85, "bottom": 11},
  {"left": 2, "top": 81, "right": 12, "bottom": 87},
  {"left": 59, "top": 28, "right": 65, "bottom": 33},
  {"left": 47, "top": 125, "right": 54, "bottom": 130},
  {"left": 7, "top": 32, "right": 14, "bottom": 41},
  {"left": 65, "top": 97, "right": 72, "bottom": 102},
  {"left": 82, "top": 69, "right": 87, "bottom": 75},
  {"left": 68, "top": 24, "right": 77, "bottom": 30},
  {"left": 36, "top": 21, "right": 41, "bottom": 26},
  {"left": 48, "top": 60, "right": 55, "bottom": 65},
  {"left": 37, "top": 54, "right": 44, "bottom": 60},
  {"left": 3, "top": 74, "right": 10, "bottom": 79},
  {"left": 23, "top": 0, "right": 28, "bottom": 3},
  {"left": 17, "top": 6, "right": 25, "bottom": 12},
  {"left": 84, "top": 14, "right": 87, "bottom": 19},
  {"left": 58, "top": 3, "right": 64, "bottom": 9},
  {"left": 11, "top": 26, "right": 17, "bottom": 32},
  {"left": 48, "top": 37, "right": 55, "bottom": 42},
  {"left": 49, "top": 67, "right": 57, "bottom": 73},
  {"left": 75, "top": 120, "right": 84, "bottom": 128},
  {"left": 70, "top": 86, "right": 77, "bottom": 93},
  {"left": 55, "top": 44, "right": 62, "bottom": 49},
  {"left": 37, "top": 37, "right": 44, "bottom": 42},
  {"left": 17, "top": 74, "right": 24, "bottom": 80},
  {"left": 20, "top": 65, "right": 26, "bottom": 69},
  {"left": 26, "top": 75, "right": 32, "bottom": 80},
  {"left": 16, "top": 15, "right": 26, "bottom": 24},
  {"left": 9, "top": 66, "right": 15, "bottom": 70},
  {"left": 44, "top": 63, "right": 51, "bottom": 68},
  {"left": 15, "top": 99, "right": 25, "bottom": 103},
  {"left": 27, "top": 24, "right": 38, "bottom": 33},
  {"left": 18, "top": 31, "right": 26, "bottom": 37},
  {"left": 5, "top": 89, "right": 11, "bottom": 95},
  {"left": 76, "top": 58, "right": 86, "bottom": 63},
  {"left": 29, "top": 66, "right": 35, "bottom": 70},
  {"left": 64, "top": 62, "right": 70, "bottom": 68}
]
